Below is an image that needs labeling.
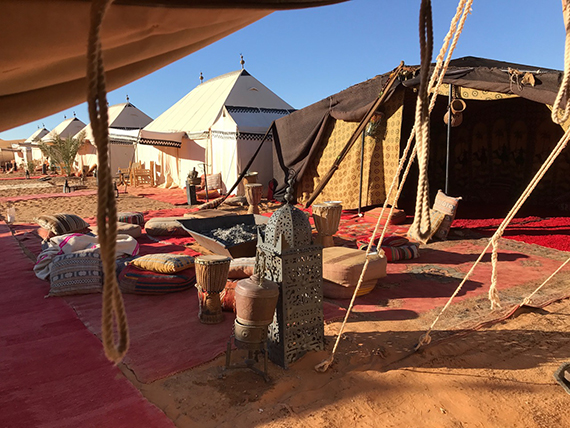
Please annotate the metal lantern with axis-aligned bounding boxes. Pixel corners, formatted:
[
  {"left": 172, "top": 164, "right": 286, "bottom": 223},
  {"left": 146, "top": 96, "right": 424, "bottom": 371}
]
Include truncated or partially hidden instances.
[{"left": 255, "top": 174, "right": 324, "bottom": 368}]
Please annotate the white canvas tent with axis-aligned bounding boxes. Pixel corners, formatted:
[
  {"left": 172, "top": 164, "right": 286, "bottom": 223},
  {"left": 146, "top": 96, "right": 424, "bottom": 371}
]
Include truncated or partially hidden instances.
[
  {"left": 32, "top": 117, "right": 86, "bottom": 169},
  {"left": 0, "top": 138, "right": 21, "bottom": 167},
  {"left": 139, "top": 69, "right": 294, "bottom": 193},
  {"left": 75, "top": 102, "right": 152, "bottom": 175},
  {"left": 26, "top": 127, "right": 51, "bottom": 162}
]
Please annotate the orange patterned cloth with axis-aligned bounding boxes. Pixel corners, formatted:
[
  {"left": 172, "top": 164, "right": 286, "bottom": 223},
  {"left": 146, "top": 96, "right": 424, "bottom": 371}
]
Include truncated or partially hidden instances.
[{"left": 297, "top": 89, "right": 404, "bottom": 209}]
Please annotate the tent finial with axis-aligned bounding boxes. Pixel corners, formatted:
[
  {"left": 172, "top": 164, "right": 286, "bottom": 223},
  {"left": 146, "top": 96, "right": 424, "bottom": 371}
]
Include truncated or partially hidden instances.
[
  {"left": 63, "top": 114, "right": 67, "bottom": 119},
  {"left": 73, "top": 111, "right": 76, "bottom": 118},
  {"left": 240, "top": 54, "right": 245, "bottom": 70},
  {"left": 126, "top": 94, "right": 130, "bottom": 102},
  {"left": 199, "top": 72, "right": 204, "bottom": 84}
]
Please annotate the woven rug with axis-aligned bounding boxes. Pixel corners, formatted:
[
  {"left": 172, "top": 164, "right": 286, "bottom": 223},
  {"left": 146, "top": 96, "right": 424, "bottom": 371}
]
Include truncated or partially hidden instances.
[{"left": 0, "top": 222, "right": 174, "bottom": 427}]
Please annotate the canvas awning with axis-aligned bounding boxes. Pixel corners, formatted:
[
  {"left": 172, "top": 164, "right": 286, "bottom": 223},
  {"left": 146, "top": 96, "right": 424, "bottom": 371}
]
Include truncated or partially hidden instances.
[
  {"left": 138, "top": 130, "right": 186, "bottom": 148},
  {"left": 109, "top": 128, "right": 141, "bottom": 145},
  {"left": 0, "top": 0, "right": 344, "bottom": 133}
]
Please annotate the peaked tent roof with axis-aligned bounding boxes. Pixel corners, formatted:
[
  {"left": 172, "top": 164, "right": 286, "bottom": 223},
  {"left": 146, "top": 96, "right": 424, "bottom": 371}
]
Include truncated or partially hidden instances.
[
  {"left": 25, "top": 127, "right": 50, "bottom": 143},
  {"left": 75, "top": 102, "right": 153, "bottom": 143},
  {"left": 41, "top": 117, "right": 86, "bottom": 142},
  {"left": 142, "top": 69, "right": 293, "bottom": 142}
]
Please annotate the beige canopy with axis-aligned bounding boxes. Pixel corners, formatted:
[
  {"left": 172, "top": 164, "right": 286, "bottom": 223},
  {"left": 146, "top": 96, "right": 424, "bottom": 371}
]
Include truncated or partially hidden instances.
[{"left": 0, "top": 0, "right": 343, "bottom": 132}]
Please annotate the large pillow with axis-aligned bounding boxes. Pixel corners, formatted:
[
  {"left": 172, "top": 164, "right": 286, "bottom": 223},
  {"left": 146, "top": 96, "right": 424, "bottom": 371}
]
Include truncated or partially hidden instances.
[
  {"left": 228, "top": 257, "right": 256, "bottom": 279},
  {"left": 117, "top": 211, "right": 145, "bottom": 227},
  {"left": 322, "top": 279, "right": 378, "bottom": 299},
  {"left": 322, "top": 247, "right": 387, "bottom": 287},
  {"left": 432, "top": 190, "right": 462, "bottom": 240},
  {"left": 356, "top": 241, "right": 420, "bottom": 262},
  {"left": 129, "top": 253, "right": 194, "bottom": 274},
  {"left": 35, "top": 213, "right": 90, "bottom": 237},
  {"left": 48, "top": 249, "right": 102, "bottom": 297},
  {"left": 144, "top": 217, "right": 189, "bottom": 236},
  {"left": 118, "top": 264, "right": 196, "bottom": 294},
  {"left": 91, "top": 222, "right": 142, "bottom": 239}
]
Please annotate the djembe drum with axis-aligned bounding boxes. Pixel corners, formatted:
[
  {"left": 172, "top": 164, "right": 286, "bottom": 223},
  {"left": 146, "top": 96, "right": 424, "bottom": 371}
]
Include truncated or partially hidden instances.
[
  {"left": 195, "top": 255, "right": 231, "bottom": 324},
  {"left": 245, "top": 183, "right": 263, "bottom": 214},
  {"left": 312, "top": 202, "right": 343, "bottom": 247}
]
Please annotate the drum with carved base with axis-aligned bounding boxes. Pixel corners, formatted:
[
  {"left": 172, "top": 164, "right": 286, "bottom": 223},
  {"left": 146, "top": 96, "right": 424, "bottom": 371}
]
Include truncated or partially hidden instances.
[
  {"left": 312, "top": 202, "right": 342, "bottom": 247},
  {"left": 195, "top": 255, "right": 231, "bottom": 324}
]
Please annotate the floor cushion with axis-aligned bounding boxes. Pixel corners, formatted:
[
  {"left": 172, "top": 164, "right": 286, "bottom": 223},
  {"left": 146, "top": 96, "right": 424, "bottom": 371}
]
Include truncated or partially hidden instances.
[
  {"left": 116, "top": 255, "right": 139, "bottom": 277},
  {"left": 48, "top": 249, "right": 103, "bottom": 297},
  {"left": 91, "top": 222, "right": 142, "bottom": 238},
  {"left": 219, "top": 280, "right": 238, "bottom": 312},
  {"left": 322, "top": 279, "right": 378, "bottom": 299},
  {"left": 144, "top": 217, "right": 189, "bottom": 236},
  {"left": 118, "top": 264, "right": 196, "bottom": 294},
  {"left": 35, "top": 213, "right": 90, "bottom": 237},
  {"left": 357, "top": 241, "right": 420, "bottom": 262},
  {"left": 322, "top": 247, "right": 387, "bottom": 287},
  {"left": 117, "top": 211, "right": 145, "bottom": 227},
  {"left": 130, "top": 253, "right": 195, "bottom": 274},
  {"left": 183, "top": 209, "right": 237, "bottom": 219},
  {"left": 228, "top": 257, "right": 256, "bottom": 279}
]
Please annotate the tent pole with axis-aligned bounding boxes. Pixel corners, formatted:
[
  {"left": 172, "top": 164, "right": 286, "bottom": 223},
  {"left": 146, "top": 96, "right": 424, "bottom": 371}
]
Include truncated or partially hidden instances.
[
  {"left": 358, "top": 130, "right": 365, "bottom": 216},
  {"left": 445, "top": 84, "right": 452, "bottom": 194}
]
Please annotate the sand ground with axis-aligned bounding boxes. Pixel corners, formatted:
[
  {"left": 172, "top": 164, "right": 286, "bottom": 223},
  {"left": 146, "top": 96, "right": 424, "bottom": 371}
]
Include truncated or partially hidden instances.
[{"left": 2, "top": 172, "right": 569, "bottom": 428}]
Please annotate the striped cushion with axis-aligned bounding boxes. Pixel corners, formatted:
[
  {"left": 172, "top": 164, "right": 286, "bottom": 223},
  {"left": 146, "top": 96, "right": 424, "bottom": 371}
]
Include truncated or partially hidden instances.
[
  {"left": 130, "top": 253, "right": 194, "bottom": 274},
  {"left": 357, "top": 241, "right": 420, "bottom": 262},
  {"left": 117, "top": 211, "right": 145, "bottom": 227},
  {"left": 35, "top": 213, "right": 90, "bottom": 236},
  {"left": 118, "top": 264, "right": 196, "bottom": 295},
  {"left": 49, "top": 249, "right": 102, "bottom": 297}
]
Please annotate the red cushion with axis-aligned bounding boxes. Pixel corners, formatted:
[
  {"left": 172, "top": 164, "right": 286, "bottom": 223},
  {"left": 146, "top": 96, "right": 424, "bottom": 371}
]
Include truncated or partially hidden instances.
[{"left": 118, "top": 264, "right": 195, "bottom": 294}]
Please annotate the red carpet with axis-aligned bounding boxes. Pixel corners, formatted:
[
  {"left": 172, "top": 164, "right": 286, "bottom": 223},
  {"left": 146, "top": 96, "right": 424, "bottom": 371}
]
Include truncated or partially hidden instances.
[
  {"left": 330, "top": 240, "right": 570, "bottom": 320},
  {"left": 9, "top": 207, "right": 569, "bottom": 384},
  {"left": 0, "top": 223, "right": 174, "bottom": 428},
  {"left": 128, "top": 187, "right": 190, "bottom": 205},
  {"left": 453, "top": 216, "right": 570, "bottom": 252}
]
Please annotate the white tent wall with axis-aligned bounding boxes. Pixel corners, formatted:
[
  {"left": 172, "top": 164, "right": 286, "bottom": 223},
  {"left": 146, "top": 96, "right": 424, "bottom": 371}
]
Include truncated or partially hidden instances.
[
  {"left": 31, "top": 146, "right": 44, "bottom": 163},
  {"left": 210, "top": 107, "right": 239, "bottom": 193},
  {"left": 236, "top": 135, "right": 273, "bottom": 196},
  {"left": 76, "top": 142, "right": 98, "bottom": 173},
  {"left": 178, "top": 136, "right": 207, "bottom": 187},
  {"left": 136, "top": 143, "right": 180, "bottom": 188},
  {"left": 109, "top": 143, "right": 136, "bottom": 176}
]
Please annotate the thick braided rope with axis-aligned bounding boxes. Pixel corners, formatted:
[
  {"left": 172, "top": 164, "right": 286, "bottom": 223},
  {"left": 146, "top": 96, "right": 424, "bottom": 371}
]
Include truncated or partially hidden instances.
[
  {"left": 408, "top": 0, "right": 434, "bottom": 244},
  {"left": 417, "top": 127, "right": 570, "bottom": 349},
  {"left": 375, "top": 0, "right": 472, "bottom": 250},
  {"left": 552, "top": 0, "right": 570, "bottom": 124},
  {"left": 487, "top": 124, "right": 570, "bottom": 309},
  {"left": 87, "top": 0, "right": 129, "bottom": 363},
  {"left": 314, "top": 0, "right": 471, "bottom": 373}
]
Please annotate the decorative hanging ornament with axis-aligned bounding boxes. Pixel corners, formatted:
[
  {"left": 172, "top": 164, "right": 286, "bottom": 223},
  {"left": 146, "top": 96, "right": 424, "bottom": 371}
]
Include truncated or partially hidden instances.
[{"left": 443, "top": 98, "right": 466, "bottom": 127}]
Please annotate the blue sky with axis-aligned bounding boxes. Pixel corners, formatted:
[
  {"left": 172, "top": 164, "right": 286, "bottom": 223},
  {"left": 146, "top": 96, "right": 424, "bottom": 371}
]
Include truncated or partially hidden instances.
[{"left": 0, "top": 0, "right": 565, "bottom": 140}]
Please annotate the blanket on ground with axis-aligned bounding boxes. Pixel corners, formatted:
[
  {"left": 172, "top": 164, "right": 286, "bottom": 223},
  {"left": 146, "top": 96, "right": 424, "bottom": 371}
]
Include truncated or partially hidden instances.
[{"left": 34, "top": 233, "right": 139, "bottom": 280}]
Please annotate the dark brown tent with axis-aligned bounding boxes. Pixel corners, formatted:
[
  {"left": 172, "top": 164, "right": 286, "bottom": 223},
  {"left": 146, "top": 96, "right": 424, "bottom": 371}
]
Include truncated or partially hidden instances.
[{"left": 271, "top": 56, "right": 568, "bottom": 210}]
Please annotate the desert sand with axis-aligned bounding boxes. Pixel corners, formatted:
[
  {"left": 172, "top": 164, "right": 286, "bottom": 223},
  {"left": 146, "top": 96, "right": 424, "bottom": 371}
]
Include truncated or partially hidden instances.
[{"left": 1, "top": 171, "right": 569, "bottom": 428}]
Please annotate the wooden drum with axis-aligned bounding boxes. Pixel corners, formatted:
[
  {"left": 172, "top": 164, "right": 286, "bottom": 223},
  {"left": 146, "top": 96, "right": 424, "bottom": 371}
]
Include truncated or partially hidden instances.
[
  {"left": 245, "top": 183, "right": 263, "bottom": 214},
  {"left": 312, "top": 202, "right": 343, "bottom": 247},
  {"left": 195, "top": 255, "right": 231, "bottom": 324}
]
